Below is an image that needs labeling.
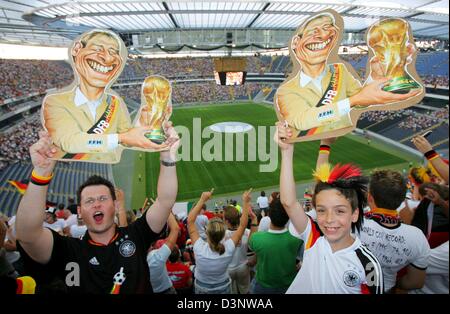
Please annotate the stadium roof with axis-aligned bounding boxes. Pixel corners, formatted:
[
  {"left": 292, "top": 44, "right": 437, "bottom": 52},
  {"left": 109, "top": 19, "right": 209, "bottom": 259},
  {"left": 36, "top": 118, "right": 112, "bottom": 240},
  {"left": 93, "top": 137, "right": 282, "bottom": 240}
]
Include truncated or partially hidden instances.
[{"left": 0, "top": 0, "right": 448, "bottom": 47}]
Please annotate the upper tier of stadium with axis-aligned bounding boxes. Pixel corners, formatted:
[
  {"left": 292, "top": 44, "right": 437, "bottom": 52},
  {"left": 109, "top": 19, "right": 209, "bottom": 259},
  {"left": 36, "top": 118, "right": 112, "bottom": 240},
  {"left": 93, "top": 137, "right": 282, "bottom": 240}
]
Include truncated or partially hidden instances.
[
  {"left": 0, "top": 51, "right": 448, "bottom": 104},
  {"left": 0, "top": 0, "right": 448, "bottom": 49}
]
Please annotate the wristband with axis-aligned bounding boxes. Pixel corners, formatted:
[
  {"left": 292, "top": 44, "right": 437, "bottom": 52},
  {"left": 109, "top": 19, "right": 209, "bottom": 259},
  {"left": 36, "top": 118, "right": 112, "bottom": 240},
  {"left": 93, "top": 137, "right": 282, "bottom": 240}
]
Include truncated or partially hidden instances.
[
  {"left": 319, "top": 145, "right": 330, "bottom": 154},
  {"left": 161, "top": 159, "right": 176, "bottom": 167},
  {"left": 250, "top": 224, "right": 258, "bottom": 227},
  {"left": 424, "top": 150, "right": 439, "bottom": 161},
  {"left": 31, "top": 170, "right": 53, "bottom": 186}
]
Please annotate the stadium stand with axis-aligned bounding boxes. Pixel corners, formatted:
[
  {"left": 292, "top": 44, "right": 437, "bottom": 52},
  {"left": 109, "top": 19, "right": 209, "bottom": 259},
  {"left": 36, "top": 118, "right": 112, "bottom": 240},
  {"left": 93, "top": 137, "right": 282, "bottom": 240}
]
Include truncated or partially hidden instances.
[
  {"left": 0, "top": 161, "right": 111, "bottom": 217},
  {"left": 1, "top": 50, "right": 448, "bottom": 107},
  {"left": 0, "top": 51, "right": 448, "bottom": 218}
]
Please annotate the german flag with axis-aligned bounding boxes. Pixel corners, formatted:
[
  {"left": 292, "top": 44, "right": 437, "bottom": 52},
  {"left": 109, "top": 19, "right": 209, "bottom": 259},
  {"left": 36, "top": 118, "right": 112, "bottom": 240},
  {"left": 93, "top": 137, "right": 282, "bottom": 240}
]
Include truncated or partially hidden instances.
[
  {"left": 303, "top": 191, "right": 313, "bottom": 200},
  {"left": 8, "top": 180, "right": 28, "bottom": 194}
]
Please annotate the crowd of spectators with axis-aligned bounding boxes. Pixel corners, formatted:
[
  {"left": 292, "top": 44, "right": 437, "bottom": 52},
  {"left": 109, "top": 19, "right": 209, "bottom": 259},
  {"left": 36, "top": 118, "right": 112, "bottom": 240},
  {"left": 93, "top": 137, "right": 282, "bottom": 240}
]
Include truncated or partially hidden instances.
[
  {"left": 113, "top": 84, "right": 142, "bottom": 102},
  {"left": 0, "top": 96, "right": 43, "bottom": 116},
  {"left": 120, "top": 57, "right": 215, "bottom": 80},
  {"left": 0, "top": 60, "right": 73, "bottom": 104},
  {"left": 0, "top": 113, "right": 41, "bottom": 170},
  {"left": 114, "top": 82, "right": 271, "bottom": 104},
  {"left": 1, "top": 51, "right": 448, "bottom": 107},
  {"left": 360, "top": 106, "right": 449, "bottom": 132},
  {"left": 422, "top": 75, "right": 449, "bottom": 88},
  {"left": 360, "top": 110, "right": 409, "bottom": 123},
  {"left": 398, "top": 107, "right": 449, "bottom": 131},
  {"left": 246, "top": 56, "right": 272, "bottom": 74}
]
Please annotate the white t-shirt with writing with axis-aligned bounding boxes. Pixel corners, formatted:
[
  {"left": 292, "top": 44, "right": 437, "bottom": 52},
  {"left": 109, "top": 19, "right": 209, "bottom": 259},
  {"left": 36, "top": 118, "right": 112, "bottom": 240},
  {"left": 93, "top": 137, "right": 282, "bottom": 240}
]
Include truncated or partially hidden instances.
[{"left": 359, "top": 218, "right": 431, "bottom": 292}]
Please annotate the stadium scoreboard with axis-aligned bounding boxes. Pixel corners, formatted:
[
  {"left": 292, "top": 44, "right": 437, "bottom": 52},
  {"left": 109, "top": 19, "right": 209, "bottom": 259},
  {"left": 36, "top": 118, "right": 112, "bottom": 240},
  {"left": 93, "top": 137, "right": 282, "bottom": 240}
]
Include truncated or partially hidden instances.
[{"left": 213, "top": 57, "right": 247, "bottom": 86}]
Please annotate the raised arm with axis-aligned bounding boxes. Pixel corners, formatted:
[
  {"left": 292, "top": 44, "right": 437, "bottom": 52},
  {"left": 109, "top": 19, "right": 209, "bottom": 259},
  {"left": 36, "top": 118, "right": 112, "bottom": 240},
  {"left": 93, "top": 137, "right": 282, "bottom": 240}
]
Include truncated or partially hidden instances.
[
  {"left": 276, "top": 122, "right": 309, "bottom": 234},
  {"left": 316, "top": 137, "right": 336, "bottom": 171},
  {"left": 15, "top": 131, "right": 57, "bottom": 264},
  {"left": 187, "top": 190, "right": 213, "bottom": 245},
  {"left": 424, "top": 187, "right": 449, "bottom": 218},
  {"left": 248, "top": 204, "right": 258, "bottom": 241},
  {"left": 146, "top": 122, "right": 180, "bottom": 233},
  {"left": 115, "top": 188, "right": 128, "bottom": 227},
  {"left": 412, "top": 135, "right": 449, "bottom": 184},
  {"left": 230, "top": 189, "right": 251, "bottom": 246},
  {"left": 165, "top": 213, "right": 180, "bottom": 251}
]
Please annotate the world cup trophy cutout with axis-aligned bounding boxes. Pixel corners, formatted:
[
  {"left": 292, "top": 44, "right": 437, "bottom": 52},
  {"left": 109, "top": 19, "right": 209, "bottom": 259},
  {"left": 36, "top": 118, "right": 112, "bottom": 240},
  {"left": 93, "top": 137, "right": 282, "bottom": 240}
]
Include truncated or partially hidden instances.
[
  {"left": 367, "top": 18, "right": 421, "bottom": 94},
  {"left": 138, "top": 75, "right": 172, "bottom": 145}
]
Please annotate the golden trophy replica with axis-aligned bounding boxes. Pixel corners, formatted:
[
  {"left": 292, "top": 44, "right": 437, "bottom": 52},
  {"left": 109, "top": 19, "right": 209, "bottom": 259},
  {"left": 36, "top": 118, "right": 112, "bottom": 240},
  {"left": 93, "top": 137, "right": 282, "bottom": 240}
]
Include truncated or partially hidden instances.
[
  {"left": 367, "top": 18, "right": 420, "bottom": 94},
  {"left": 141, "top": 76, "right": 172, "bottom": 144}
]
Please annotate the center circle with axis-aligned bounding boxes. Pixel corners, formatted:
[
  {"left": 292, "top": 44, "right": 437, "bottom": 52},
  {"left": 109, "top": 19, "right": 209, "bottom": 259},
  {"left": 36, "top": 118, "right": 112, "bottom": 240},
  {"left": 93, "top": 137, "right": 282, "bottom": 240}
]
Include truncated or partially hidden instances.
[{"left": 208, "top": 122, "right": 254, "bottom": 133}]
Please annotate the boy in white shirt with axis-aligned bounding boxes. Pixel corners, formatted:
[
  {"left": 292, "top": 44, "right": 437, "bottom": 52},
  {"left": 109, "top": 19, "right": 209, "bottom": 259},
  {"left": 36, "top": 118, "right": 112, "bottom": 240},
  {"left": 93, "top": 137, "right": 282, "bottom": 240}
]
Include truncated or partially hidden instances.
[
  {"left": 276, "top": 123, "right": 383, "bottom": 294},
  {"left": 315, "top": 136, "right": 431, "bottom": 293}
]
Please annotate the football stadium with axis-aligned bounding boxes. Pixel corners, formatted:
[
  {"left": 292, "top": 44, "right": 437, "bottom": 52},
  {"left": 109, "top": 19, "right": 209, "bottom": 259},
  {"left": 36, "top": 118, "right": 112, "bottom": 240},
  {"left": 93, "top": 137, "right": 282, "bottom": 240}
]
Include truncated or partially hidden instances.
[{"left": 0, "top": 0, "right": 448, "bottom": 296}]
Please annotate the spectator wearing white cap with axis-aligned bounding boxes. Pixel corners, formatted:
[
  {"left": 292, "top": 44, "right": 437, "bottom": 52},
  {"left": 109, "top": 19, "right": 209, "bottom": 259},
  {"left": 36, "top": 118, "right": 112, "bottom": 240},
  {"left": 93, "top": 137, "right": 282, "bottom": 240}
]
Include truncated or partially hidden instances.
[{"left": 43, "top": 207, "right": 65, "bottom": 234}]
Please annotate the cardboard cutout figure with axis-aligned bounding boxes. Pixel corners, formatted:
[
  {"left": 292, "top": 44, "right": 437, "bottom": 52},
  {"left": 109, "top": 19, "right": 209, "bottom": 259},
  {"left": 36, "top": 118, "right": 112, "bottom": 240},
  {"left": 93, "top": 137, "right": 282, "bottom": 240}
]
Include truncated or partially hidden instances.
[
  {"left": 42, "top": 29, "right": 169, "bottom": 163},
  {"left": 275, "top": 10, "right": 424, "bottom": 142}
]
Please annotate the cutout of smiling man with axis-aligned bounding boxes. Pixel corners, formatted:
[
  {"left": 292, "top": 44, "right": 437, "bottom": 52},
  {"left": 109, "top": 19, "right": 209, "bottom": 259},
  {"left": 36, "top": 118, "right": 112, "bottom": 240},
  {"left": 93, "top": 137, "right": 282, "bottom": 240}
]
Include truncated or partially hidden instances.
[
  {"left": 276, "top": 11, "right": 420, "bottom": 141},
  {"left": 42, "top": 29, "right": 164, "bottom": 163}
]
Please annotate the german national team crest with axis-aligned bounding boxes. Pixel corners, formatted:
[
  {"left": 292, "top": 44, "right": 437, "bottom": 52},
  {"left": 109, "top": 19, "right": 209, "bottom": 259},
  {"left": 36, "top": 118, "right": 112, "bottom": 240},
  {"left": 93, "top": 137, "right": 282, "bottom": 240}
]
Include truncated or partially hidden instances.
[
  {"left": 119, "top": 240, "right": 136, "bottom": 257},
  {"left": 343, "top": 270, "right": 360, "bottom": 287}
]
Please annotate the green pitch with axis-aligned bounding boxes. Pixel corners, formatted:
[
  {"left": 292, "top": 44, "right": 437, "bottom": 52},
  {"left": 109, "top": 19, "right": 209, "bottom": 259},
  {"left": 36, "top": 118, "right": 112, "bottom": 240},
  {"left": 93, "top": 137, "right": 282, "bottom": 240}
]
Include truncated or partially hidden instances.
[{"left": 126, "top": 102, "right": 415, "bottom": 208}]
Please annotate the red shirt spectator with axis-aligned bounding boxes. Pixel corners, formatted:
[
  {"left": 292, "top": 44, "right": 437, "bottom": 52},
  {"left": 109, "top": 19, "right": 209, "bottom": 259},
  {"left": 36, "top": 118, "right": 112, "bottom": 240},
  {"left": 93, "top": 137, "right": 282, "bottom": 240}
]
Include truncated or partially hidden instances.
[
  {"left": 56, "top": 210, "right": 65, "bottom": 219},
  {"left": 166, "top": 261, "right": 192, "bottom": 290},
  {"left": 203, "top": 211, "right": 215, "bottom": 220}
]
